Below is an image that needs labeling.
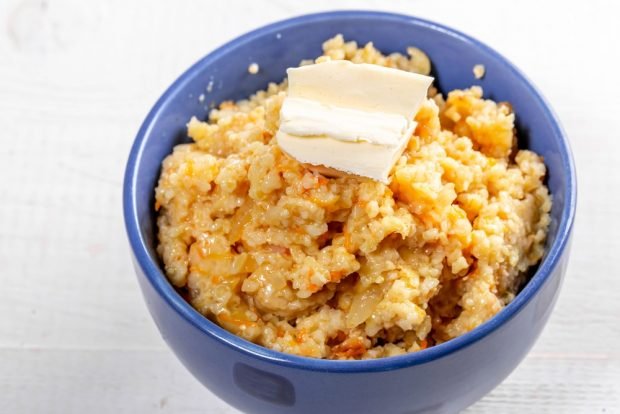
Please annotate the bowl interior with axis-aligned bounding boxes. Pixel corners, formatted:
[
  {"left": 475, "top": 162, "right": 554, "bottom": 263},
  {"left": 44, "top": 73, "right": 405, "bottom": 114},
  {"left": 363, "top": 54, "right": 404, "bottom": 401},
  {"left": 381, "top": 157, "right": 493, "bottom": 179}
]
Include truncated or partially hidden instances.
[{"left": 125, "top": 11, "right": 575, "bottom": 365}]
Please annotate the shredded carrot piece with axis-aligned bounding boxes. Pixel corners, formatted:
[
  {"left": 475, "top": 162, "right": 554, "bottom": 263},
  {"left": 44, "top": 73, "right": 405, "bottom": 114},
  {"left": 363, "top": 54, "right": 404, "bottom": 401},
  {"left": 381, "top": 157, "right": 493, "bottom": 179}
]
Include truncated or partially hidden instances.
[
  {"left": 330, "top": 271, "right": 344, "bottom": 282},
  {"left": 344, "top": 231, "right": 353, "bottom": 252},
  {"left": 420, "top": 339, "right": 428, "bottom": 350},
  {"left": 332, "top": 337, "right": 366, "bottom": 358},
  {"left": 335, "top": 330, "right": 347, "bottom": 342},
  {"left": 218, "top": 312, "right": 256, "bottom": 327}
]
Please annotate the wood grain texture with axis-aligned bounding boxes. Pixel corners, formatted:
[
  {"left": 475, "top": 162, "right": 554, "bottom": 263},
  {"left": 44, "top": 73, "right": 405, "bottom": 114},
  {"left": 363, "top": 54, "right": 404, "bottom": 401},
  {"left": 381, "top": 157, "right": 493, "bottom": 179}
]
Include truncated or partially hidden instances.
[{"left": 0, "top": 0, "right": 618, "bottom": 412}]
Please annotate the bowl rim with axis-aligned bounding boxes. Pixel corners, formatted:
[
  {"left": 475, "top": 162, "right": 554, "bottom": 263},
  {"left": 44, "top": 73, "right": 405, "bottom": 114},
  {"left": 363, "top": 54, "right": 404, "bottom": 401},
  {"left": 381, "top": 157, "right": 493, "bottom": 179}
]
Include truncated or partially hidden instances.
[{"left": 123, "top": 10, "right": 577, "bottom": 373}]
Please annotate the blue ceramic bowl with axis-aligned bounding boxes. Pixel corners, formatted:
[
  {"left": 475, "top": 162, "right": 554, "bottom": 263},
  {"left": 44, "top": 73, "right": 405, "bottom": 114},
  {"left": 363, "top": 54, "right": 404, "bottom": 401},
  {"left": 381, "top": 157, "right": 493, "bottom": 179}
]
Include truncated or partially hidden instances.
[{"left": 123, "top": 11, "right": 576, "bottom": 414}]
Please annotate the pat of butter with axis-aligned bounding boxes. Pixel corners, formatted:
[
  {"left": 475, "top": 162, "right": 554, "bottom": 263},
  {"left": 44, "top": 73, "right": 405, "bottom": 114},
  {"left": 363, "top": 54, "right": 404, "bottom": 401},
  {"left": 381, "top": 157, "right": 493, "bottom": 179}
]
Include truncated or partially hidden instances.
[{"left": 276, "top": 60, "right": 433, "bottom": 183}]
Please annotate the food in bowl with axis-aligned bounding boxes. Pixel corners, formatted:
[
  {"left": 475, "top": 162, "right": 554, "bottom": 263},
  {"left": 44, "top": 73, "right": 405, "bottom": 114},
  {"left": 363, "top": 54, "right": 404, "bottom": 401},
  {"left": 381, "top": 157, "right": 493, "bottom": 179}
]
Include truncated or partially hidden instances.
[{"left": 154, "top": 35, "right": 551, "bottom": 360}]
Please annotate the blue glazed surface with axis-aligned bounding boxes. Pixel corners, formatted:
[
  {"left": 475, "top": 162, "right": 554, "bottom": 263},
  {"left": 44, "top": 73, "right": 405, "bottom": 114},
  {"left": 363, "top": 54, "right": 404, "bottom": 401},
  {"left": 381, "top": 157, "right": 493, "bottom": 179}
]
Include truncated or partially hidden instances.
[{"left": 123, "top": 11, "right": 576, "bottom": 414}]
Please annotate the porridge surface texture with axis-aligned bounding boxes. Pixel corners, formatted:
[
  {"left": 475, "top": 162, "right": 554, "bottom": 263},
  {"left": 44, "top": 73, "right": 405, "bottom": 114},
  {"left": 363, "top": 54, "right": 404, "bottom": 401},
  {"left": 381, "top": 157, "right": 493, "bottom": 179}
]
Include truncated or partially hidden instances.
[{"left": 155, "top": 35, "right": 551, "bottom": 359}]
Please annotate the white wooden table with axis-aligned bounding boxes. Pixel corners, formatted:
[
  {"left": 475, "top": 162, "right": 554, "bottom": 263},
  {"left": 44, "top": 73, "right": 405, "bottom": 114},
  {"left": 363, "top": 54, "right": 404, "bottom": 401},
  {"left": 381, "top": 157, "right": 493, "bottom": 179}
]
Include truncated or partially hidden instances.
[{"left": 1, "top": 0, "right": 618, "bottom": 412}]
